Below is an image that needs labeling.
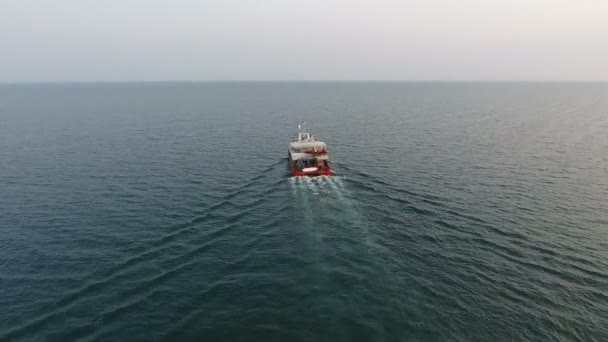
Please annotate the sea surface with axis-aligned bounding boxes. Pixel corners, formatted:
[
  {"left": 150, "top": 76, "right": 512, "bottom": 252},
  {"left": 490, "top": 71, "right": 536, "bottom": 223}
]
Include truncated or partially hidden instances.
[{"left": 1, "top": 82, "right": 607, "bottom": 341}]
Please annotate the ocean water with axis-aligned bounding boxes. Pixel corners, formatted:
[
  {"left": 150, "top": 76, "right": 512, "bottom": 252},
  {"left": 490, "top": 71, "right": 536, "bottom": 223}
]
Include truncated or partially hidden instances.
[{"left": 1, "top": 82, "right": 607, "bottom": 341}]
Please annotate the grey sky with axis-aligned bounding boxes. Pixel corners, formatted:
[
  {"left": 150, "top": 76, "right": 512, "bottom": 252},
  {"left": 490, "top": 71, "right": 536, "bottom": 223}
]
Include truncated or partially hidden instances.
[{"left": 2, "top": 0, "right": 607, "bottom": 82}]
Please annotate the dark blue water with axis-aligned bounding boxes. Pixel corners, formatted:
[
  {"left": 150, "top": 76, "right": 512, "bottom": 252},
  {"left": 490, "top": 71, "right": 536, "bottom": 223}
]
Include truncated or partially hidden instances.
[{"left": 1, "top": 82, "right": 607, "bottom": 341}]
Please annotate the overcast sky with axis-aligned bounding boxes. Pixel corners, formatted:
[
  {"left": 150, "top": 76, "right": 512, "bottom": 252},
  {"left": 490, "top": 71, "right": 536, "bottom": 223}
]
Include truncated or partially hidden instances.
[{"left": 1, "top": 0, "right": 607, "bottom": 82}]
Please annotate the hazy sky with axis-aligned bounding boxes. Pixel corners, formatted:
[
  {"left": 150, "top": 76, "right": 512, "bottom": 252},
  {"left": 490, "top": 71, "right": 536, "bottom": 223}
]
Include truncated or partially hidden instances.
[{"left": 2, "top": 0, "right": 607, "bottom": 81}]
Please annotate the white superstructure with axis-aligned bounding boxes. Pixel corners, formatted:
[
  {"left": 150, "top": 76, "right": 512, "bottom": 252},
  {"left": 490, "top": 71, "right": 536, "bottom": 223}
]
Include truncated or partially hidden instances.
[{"left": 288, "top": 122, "right": 331, "bottom": 176}]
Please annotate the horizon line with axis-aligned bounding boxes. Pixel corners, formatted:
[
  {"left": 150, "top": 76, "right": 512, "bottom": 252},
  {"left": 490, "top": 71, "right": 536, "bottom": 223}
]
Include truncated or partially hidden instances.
[{"left": 1, "top": 79, "right": 608, "bottom": 85}]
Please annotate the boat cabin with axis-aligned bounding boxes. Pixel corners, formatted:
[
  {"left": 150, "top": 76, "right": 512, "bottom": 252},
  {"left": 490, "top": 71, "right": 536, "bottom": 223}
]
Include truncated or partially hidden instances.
[{"left": 287, "top": 123, "right": 331, "bottom": 176}]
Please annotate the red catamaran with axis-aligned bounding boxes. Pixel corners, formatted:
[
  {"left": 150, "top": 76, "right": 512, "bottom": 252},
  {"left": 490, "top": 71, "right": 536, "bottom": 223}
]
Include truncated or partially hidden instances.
[{"left": 288, "top": 122, "right": 331, "bottom": 176}]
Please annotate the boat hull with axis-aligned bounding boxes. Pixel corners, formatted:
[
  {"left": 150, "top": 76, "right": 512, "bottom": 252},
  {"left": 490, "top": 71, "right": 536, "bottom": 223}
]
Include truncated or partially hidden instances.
[{"left": 288, "top": 152, "right": 331, "bottom": 177}]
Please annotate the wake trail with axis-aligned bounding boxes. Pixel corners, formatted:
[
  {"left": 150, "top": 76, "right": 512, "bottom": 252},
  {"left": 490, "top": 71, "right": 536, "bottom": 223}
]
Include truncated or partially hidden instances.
[{"left": 290, "top": 176, "right": 373, "bottom": 248}]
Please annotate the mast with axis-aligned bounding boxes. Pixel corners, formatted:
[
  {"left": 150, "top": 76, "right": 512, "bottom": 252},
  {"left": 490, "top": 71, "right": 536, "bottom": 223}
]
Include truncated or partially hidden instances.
[{"left": 297, "top": 121, "right": 313, "bottom": 142}]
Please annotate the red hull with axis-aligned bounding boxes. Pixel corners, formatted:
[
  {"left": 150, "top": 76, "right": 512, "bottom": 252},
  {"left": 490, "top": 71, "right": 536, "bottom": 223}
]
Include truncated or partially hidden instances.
[{"left": 288, "top": 155, "right": 331, "bottom": 177}]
